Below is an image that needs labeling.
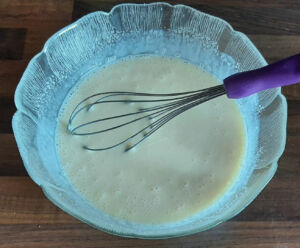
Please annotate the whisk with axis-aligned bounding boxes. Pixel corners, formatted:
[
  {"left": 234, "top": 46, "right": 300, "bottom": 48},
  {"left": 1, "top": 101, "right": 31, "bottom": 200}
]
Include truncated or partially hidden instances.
[{"left": 68, "top": 54, "right": 300, "bottom": 151}]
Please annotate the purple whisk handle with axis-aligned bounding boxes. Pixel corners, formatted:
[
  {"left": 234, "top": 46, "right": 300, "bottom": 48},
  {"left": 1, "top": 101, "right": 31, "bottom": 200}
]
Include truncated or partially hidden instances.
[{"left": 223, "top": 54, "right": 300, "bottom": 99}]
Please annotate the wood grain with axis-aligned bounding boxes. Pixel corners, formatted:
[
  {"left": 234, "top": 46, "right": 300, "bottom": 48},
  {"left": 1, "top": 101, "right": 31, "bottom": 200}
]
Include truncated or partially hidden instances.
[
  {"left": 0, "top": 60, "right": 27, "bottom": 98},
  {"left": 0, "top": 98, "right": 16, "bottom": 133},
  {"left": 73, "top": 0, "right": 300, "bottom": 34},
  {"left": 1, "top": 222, "right": 300, "bottom": 248},
  {"left": 0, "top": 0, "right": 73, "bottom": 28},
  {"left": 0, "top": 135, "right": 26, "bottom": 176},
  {"left": 0, "top": 28, "right": 27, "bottom": 60},
  {"left": 0, "top": 0, "right": 300, "bottom": 247},
  {"left": 248, "top": 35, "right": 300, "bottom": 64}
]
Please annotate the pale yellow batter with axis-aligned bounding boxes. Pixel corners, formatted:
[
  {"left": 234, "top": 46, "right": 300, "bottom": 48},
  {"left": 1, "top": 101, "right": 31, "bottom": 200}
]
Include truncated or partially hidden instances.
[{"left": 56, "top": 56, "right": 246, "bottom": 224}]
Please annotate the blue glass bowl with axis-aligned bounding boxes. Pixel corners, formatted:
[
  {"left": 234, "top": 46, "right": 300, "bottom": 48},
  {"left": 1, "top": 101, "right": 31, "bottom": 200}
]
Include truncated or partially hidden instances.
[{"left": 13, "top": 3, "right": 287, "bottom": 238}]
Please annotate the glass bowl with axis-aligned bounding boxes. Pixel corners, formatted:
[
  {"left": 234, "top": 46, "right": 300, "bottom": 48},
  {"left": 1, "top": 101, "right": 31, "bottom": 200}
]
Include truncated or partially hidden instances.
[{"left": 12, "top": 3, "right": 287, "bottom": 238}]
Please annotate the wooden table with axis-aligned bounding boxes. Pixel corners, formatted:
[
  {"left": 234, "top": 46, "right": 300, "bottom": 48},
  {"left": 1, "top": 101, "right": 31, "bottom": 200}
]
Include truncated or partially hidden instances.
[{"left": 1, "top": 1, "right": 299, "bottom": 247}]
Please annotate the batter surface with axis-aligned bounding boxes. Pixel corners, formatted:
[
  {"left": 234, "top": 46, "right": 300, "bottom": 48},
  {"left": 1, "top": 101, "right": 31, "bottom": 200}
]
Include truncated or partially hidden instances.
[{"left": 56, "top": 56, "right": 246, "bottom": 224}]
